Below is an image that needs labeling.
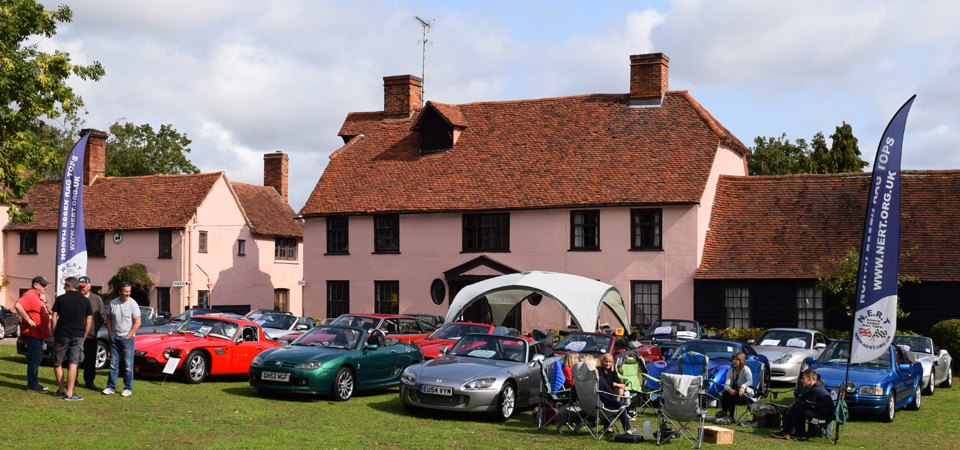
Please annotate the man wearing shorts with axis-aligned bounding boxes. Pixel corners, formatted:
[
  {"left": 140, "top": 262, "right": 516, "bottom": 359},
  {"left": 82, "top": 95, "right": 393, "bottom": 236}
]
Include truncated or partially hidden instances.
[{"left": 50, "top": 277, "right": 93, "bottom": 401}]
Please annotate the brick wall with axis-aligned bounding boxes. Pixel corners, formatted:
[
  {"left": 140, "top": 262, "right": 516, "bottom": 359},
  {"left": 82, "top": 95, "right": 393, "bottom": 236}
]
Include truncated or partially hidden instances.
[
  {"left": 264, "top": 151, "right": 289, "bottom": 203},
  {"left": 81, "top": 128, "right": 107, "bottom": 185},
  {"left": 383, "top": 75, "right": 423, "bottom": 120}
]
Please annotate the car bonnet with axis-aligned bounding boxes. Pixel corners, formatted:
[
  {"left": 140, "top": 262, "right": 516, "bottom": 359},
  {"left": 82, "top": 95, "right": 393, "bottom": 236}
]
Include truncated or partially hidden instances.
[{"left": 414, "top": 356, "right": 518, "bottom": 382}]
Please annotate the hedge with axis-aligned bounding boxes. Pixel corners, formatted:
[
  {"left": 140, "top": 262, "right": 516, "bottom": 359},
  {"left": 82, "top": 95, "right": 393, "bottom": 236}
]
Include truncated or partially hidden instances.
[{"left": 930, "top": 319, "right": 960, "bottom": 369}]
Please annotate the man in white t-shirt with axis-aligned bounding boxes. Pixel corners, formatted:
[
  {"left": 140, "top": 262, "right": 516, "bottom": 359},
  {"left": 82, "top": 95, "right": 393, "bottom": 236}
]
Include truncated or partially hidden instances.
[{"left": 103, "top": 282, "right": 141, "bottom": 397}]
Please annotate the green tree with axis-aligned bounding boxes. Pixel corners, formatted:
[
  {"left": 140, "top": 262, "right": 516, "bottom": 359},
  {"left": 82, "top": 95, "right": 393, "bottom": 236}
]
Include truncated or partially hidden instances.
[
  {"left": 748, "top": 122, "right": 869, "bottom": 176},
  {"left": 0, "top": 0, "right": 104, "bottom": 223},
  {"left": 104, "top": 119, "right": 199, "bottom": 177},
  {"left": 747, "top": 133, "right": 810, "bottom": 175},
  {"left": 814, "top": 249, "right": 918, "bottom": 318}
]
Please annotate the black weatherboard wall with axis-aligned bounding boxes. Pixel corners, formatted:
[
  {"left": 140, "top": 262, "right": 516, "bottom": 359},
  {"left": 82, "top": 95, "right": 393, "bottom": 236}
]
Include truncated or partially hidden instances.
[{"left": 694, "top": 279, "right": 960, "bottom": 335}]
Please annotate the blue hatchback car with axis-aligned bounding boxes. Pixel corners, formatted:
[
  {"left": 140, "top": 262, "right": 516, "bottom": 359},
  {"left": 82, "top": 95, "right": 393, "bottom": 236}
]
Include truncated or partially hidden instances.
[
  {"left": 804, "top": 340, "right": 922, "bottom": 422},
  {"left": 644, "top": 339, "right": 770, "bottom": 398}
]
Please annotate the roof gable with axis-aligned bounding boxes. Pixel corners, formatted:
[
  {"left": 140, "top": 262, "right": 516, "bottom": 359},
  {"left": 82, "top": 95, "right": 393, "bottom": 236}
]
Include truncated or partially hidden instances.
[
  {"left": 5, "top": 173, "right": 223, "bottom": 231},
  {"left": 696, "top": 170, "right": 960, "bottom": 281},
  {"left": 303, "top": 91, "right": 747, "bottom": 217},
  {"left": 231, "top": 182, "right": 303, "bottom": 238}
]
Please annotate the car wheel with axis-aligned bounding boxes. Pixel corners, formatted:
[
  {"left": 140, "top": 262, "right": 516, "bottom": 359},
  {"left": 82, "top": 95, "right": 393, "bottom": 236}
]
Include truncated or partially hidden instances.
[
  {"left": 0, "top": 325, "right": 5, "bottom": 340},
  {"left": 95, "top": 341, "right": 109, "bottom": 370},
  {"left": 13, "top": 323, "right": 19, "bottom": 338},
  {"left": 881, "top": 392, "right": 896, "bottom": 422},
  {"left": 330, "top": 367, "right": 354, "bottom": 401},
  {"left": 924, "top": 373, "right": 935, "bottom": 396},
  {"left": 180, "top": 351, "right": 208, "bottom": 384},
  {"left": 942, "top": 366, "right": 953, "bottom": 388},
  {"left": 493, "top": 381, "right": 516, "bottom": 421},
  {"left": 907, "top": 383, "right": 921, "bottom": 411}
]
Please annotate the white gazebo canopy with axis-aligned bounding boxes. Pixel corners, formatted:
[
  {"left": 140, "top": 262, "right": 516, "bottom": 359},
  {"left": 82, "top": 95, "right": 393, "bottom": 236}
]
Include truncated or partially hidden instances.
[{"left": 445, "top": 271, "right": 630, "bottom": 333}]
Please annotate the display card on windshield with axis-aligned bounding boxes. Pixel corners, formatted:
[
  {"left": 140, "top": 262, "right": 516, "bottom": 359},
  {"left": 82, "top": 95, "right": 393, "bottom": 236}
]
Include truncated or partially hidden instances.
[
  {"left": 785, "top": 339, "right": 806, "bottom": 348},
  {"left": 654, "top": 326, "right": 672, "bottom": 335},
  {"left": 565, "top": 341, "right": 587, "bottom": 352}
]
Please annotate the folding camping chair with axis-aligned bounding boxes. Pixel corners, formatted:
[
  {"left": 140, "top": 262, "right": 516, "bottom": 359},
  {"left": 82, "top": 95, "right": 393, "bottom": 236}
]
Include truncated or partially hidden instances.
[
  {"left": 734, "top": 358, "right": 768, "bottom": 424},
  {"left": 571, "top": 361, "right": 634, "bottom": 440},
  {"left": 618, "top": 353, "right": 661, "bottom": 416},
  {"left": 657, "top": 373, "right": 710, "bottom": 449},
  {"left": 771, "top": 374, "right": 846, "bottom": 444},
  {"left": 536, "top": 359, "right": 574, "bottom": 430}
]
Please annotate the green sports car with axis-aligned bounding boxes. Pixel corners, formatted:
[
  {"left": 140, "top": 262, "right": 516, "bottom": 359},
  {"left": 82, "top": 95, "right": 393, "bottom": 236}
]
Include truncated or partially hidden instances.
[{"left": 249, "top": 325, "right": 423, "bottom": 401}]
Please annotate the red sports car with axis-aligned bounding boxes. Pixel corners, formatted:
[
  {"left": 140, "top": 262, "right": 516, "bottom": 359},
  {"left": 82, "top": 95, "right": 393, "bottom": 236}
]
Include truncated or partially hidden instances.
[
  {"left": 277, "top": 314, "right": 433, "bottom": 344},
  {"left": 551, "top": 331, "right": 662, "bottom": 364},
  {"left": 134, "top": 315, "right": 280, "bottom": 384},
  {"left": 413, "top": 322, "right": 495, "bottom": 359}
]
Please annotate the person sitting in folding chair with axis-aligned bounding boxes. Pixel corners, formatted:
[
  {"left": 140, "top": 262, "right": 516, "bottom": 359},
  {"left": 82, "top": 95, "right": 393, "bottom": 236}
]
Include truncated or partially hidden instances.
[
  {"left": 772, "top": 368, "right": 832, "bottom": 440},
  {"left": 586, "top": 358, "right": 634, "bottom": 436},
  {"left": 720, "top": 352, "right": 753, "bottom": 418}
]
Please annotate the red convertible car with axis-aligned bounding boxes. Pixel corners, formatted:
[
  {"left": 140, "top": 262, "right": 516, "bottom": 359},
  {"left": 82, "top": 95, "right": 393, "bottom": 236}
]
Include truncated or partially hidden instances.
[
  {"left": 551, "top": 331, "right": 662, "bottom": 364},
  {"left": 413, "top": 322, "right": 536, "bottom": 359},
  {"left": 134, "top": 315, "right": 280, "bottom": 384},
  {"left": 277, "top": 314, "right": 433, "bottom": 344}
]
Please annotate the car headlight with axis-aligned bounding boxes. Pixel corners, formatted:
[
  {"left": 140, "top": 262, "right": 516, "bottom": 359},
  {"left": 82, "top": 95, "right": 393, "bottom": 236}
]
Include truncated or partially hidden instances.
[
  {"left": 773, "top": 353, "right": 795, "bottom": 364},
  {"left": 278, "top": 339, "right": 290, "bottom": 346},
  {"left": 858, "top": 385, "right": 883, "bottom": 396},
  {"left": 297, "top": 360, "right": 323, "bottom": 370},
  {"left": 162, "top": 348, "right": 182, "bottom": 359},
  {"left": 251, "top": 354, "right": 263, "bottom": 367},
  {"left": 845, "top": 381, "right": 857, "bottom": 393},
  {"left": 401, "top": 367, "right": 417, "bottom": 385},
  {"left": 462, "top": 377, "right": 497, "bottom": 390}
]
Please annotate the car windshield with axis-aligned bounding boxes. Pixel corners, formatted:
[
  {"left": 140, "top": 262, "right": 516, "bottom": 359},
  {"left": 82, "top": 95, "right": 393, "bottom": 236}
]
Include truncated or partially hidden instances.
[
  {"left": 292, "top": 326, "right": 361, "bottom": 349},
  {"left": 172, "top": 309, "right": 216, "bottom": 322},
  {"left": 892, "top": 336, "right": 933, "bottom": 355},
  {"left": 449, "top": 335, "right": 527, "bottom": 362},
  {"left": 331, "top": 315, "right": 379, "bottom": 330},
  {"left": 255, "top": 314, "right": 297, "bottom": 330},
  {"left": 754, "top": 330, "right": 812, "bottom": 349},
  {"left": 176, "top": 318, "right": 238, "bottom": 340},
  {"left": 429, "top": 323, "right": 491, "bottom": 339},
  {"left": 671, "top": 341, "right": 740, "bottom": 361},
  {"left": 554, "top": 333, "right": 614, "bottom": 355},
  {"left": 645, "top": 320, "right": 699, "bottom": 338},
  {"left": 817, "top": 341, "right": 892, "bottom": 368},
  {"left": 139, "top": 312, "right": 156, "bottom": 327}
]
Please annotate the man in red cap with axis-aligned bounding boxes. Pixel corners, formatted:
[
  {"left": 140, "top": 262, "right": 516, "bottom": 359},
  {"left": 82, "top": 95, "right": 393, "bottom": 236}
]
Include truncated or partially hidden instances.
[
  {"left": 15, "top": 276, "right": 51, "bottom": 392},
  {"left": 78, "top": 276, "right": 106, "bottom": 390}
]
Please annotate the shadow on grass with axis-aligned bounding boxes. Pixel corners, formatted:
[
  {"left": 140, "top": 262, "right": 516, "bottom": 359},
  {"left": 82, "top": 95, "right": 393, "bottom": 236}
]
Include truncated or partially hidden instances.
[
  {"left": 366, "top": 396, "right": 546, "bottom": 434},
  {"left": 219, "top": 384, "right": 400, "bottom": 402}
]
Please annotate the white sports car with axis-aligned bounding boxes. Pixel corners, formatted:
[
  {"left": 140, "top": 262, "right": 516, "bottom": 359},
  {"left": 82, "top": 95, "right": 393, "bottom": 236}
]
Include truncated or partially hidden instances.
[
  {"left": 893, "top": 335, "right": 953, "bottom": 395},
  {"left": 748, "top": 328, "right": 829, "bottom": 383}
]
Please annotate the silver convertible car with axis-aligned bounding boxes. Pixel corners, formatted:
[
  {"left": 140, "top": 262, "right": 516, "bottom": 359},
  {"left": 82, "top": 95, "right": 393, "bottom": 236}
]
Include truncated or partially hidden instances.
[
  {"left": 748, "top": 328, "right": 829, "bottom": 383},
  {"left": 400, "top": 332, "right": 545, "bottom": 421},
  {"left": 893, "top": 335, "right": 953, "bottom": 395}
]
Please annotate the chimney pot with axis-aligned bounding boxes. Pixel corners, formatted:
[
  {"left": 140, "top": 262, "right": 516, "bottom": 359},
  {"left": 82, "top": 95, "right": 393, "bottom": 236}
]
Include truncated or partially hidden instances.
[
  {"left": 383, "top": 75, "right": 423, "bottom": 121},
  {"left": 80, "top": 128, "right": 107, "bottom": 185},
  {"left": 629, "top": 53, "right": 669, "bottom": 106},
  {"left": 264, "top": 151, "right": 289, "bottom": 203}
]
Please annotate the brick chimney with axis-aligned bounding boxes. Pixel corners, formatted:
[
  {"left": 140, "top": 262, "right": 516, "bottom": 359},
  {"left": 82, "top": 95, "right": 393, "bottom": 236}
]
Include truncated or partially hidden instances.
[
  {"left": 383, "top": 75, "right": 422, "bottom": 121},
  {"left": 263, "top": 151, "right": 289, "bottom": 203},
  {"left": 629, "top": 53, "right": 669, "bottom": 106},
  {"left": 80, "top": 128, "right": 107, "bottom": 186}
]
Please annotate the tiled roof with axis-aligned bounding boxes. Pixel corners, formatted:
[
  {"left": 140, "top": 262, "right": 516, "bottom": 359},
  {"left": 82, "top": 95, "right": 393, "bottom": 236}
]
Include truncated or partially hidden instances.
[
  {"left": 5, "top": 173, "right": 222, "bottom": 231},
  {"left": 696, "top": 170, "right": 960, "bottom": 281},
  {"left": 303, "top": 91, "right": 747, "bottom": 216},
  {"left": 416, "top": 101, "right": 468, "bottom": 128},
  {"left": 231, "top": 183, "right": 303, "bottom": 238}
]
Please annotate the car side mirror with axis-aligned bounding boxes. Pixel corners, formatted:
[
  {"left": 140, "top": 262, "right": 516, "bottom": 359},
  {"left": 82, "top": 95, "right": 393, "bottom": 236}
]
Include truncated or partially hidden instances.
[
  {"left": 804, "top": 356, "right": 817, "bottom": 365},
  {"left": 439, "top": 345, "right": 449, "bottom": 355},
  {"left": 532, "top": 354, "right": 545, "bottom": 363},
  {"left": 940, "top": 349, "right": 949, "bottom": 357},
  {"left": 815, "top": 343, "right": 827, "bottom": 350},
  {"left": 898, "top": 363, "right": 912, "bottom": 372},
  {"left": 364, "top": 344, "right": 378, "bottom": 350},
  {"left": 296, "top": 324, "right": 309, "bottom": 330},
  {"left": 746, "top": 339, "right": 755, "bottom": 345},
  {"left": 663, "top": 351, "right": 672, "bottom": 359}
]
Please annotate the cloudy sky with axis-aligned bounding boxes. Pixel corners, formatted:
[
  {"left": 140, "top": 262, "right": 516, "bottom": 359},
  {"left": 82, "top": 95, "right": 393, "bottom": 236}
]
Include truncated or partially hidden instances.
[{"left": 38, "top": 0, "right": 960, "bottom": 211}]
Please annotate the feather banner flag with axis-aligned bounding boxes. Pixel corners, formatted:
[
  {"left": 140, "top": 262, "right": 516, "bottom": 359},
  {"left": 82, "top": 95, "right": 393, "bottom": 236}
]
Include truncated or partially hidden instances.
[
  {"left": 850, "top": 95, "right": 915, "bottom": 364},
  {"left": 55, "top": 133, "right": 90, "bottom": 296}
]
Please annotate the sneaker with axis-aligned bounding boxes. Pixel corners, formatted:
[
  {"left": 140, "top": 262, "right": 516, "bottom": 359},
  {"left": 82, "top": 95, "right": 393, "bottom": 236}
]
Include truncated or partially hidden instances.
[
  {"left": 51, "top": 390, "right": 67, "bottom": 398},
  {"left": 102, "top": 387, "right": 115, "bottom": 395},
  {"left": 64, "top": 393, "right": 84, "bottom": 401},
  {"left": 27, "top": 385, "right": 47, "bottom": 393},
  {"left": 771, "top": 431, "right": 787, "bottom": 439},
  {"left": 791, "top": 431, "right": 808, "bottom": 441},
  {"left": 84, "top": 383, "right": 100, "bottom": 391},
  {"left": 121, "top": 389, "right": 132, "bottom": 397}
]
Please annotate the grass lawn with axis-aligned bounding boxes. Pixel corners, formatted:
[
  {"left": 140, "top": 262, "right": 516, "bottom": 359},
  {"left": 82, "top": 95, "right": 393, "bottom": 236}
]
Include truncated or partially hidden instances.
[{"left": 0, "top": 350, "right": 958, "bottom": 449}]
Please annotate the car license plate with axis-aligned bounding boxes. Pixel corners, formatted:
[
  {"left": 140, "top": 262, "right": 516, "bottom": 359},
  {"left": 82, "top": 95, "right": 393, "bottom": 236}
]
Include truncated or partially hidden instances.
[
  {"left": 261, "top": 371, "right": 290, "bottom": 382},
  {"left": 829, "top": 389, "right": 839, "bottom": 401},
  {"left": 420, "top": 384, "right": 452, "bottom": 396}
]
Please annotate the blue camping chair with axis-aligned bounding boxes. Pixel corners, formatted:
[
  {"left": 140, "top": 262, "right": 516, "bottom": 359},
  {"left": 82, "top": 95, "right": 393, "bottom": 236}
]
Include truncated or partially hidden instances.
[
  {"left": 537, "top": 359, "right": 574, "bottom": 430},
  {"left": 734, "top": 358, "right": 767, "bottom": 424}
]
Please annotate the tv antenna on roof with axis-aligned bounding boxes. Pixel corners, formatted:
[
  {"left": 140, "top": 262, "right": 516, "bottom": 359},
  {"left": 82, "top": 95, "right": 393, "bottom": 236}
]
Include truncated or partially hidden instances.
[{"left": 414, "top": 16, "right": 434, "bottom": 106}]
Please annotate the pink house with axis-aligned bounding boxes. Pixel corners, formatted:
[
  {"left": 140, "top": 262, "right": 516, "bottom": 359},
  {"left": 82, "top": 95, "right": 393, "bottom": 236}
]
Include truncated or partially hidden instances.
[
  {"left": 1, "top": 131, "right": 303, "bottom": 316},
  {"left": 299, "top": 53, "right": 749, "bottom": 331}
]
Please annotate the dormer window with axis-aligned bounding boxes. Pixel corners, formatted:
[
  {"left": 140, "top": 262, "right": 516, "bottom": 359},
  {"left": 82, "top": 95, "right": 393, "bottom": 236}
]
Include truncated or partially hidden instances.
[{"left": 412, "top": 101, "right": 468, "bottom": 157}]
